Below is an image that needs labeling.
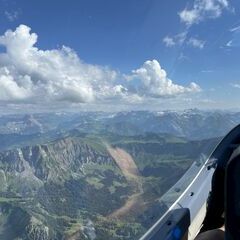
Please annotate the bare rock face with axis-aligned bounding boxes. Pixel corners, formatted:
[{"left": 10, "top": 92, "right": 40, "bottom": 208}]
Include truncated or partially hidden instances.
[
  {"left": 25, "top": 217, "right": 50, "bottom": 240},
  {"left": 0, "top": 136, "right": 120, "bottom": 240},
  {"left": 0, "top": 136, "right": 115, "bottom": 192},
  {"left": 0, "top": 169, "right": 7, "bottom": 191}
]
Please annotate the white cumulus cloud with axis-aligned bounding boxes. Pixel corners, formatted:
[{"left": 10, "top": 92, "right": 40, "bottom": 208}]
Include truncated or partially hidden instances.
[
  {"left": 179, "top": 0, "right": 229, "bottom": 26},
  {"left": 0, "top": 25, "right": 201, "bottom": 107},
  {"left": 163, "top": 36, "right": 175, "bottom": 47},
  {"left": 126, "top": 60, "right": 201, "bottom": 97},
  {"left": 187, "top": 37, "right": 206, "bottom": 49},
  {"left": 0, "top": 25, "right": 120, "bottom": 103},
  {"left": 163, "top": 31, "right": 188, "bottom": 48},
  {"left": 0, "top": 67, "right": 32, "bottom": 101}
]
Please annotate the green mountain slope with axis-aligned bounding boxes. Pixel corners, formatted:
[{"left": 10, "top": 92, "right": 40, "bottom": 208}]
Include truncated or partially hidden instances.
[{"left": 0, "top": 132, "right": 219, "bottom": 239}]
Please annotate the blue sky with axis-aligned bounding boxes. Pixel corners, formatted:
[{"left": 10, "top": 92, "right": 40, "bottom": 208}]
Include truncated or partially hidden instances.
[{"left": 0, "top": 0, "right": 240, "bottom": 112}]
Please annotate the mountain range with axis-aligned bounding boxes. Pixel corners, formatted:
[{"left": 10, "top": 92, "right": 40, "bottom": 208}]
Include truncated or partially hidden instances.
[{"left": 0, "top": 109, "right": 237, "bottom": 239}]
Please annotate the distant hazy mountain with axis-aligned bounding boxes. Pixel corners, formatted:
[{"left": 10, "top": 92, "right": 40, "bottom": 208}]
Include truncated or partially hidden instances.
[
  {"left": 103, "top": 109, "right": 240, "bottom": 140},
  {"left": 0, "top": 109, "right": 239, "bottom": 140}
]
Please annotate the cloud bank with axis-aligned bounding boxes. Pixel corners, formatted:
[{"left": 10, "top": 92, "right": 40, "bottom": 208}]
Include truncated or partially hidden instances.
[{"left": 0, "top": 25, "right": 201, "bottom": 106}]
